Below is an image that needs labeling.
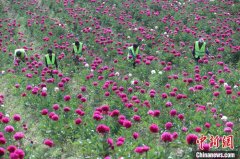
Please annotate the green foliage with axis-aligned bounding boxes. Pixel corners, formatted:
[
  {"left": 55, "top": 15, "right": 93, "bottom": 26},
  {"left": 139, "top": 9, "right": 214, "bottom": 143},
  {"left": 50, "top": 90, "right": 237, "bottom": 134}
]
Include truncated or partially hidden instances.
[{"left": 0, "top": 0, "right": 239, "bottom": 158}]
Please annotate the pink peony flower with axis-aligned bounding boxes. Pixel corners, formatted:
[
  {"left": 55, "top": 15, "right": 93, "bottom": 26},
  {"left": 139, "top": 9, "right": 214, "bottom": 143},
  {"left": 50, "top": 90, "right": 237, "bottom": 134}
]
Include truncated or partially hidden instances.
[
  {"left": 41, "top": 109, "right": 48, "bottom": 115},
  {"left": 110, "top": 110, "right": 120, "bottom": 117},
  {"left": 133, "top": 115, "right": 141, "bottom": 122},
  {"left": 133, "top": 132, "right": 139, "bottom": 139},
  {"left": 96, "top": 124, "right": 110, "bottom": 134},
  {"left": 2, "top": 117, "right": 10, "bottom": 123},
  {"left": 10, "top": 149, "right": 25, "bottom": 159},
  {"left": 52, "top": 104, "right": 60, "bottom": 110},
  {"left": 202, "top": 143, "right": 210, "bottom": 151},
  {"left": 134, "top": 145, "right": 150, "bottom": 154},
  {"left": 172, "top": 132, "right": 178, "bottom": 140},
  {"left": 165, "top": 122, "right": 173, "bottom": 130},
  {"left": 13, "top": 114, "right": 21, "bottom": 121},
  {"left": 123, "top": 120, "right": 132, "bottom": 128},
  {"left": 63, "top": 107, "right": 71, "bottom": 112},
  {"left": 153, "top": 110, "right": 160, "bottom": 117},
  {"left": 178, "top": 114, "right": 184, "bottom": 120},
  {"left": 63, "top": 95, "right": 71, "bottom": 101},
  {"left": 13, "top": 132, "right": 25, "bottom": 140},
  {"left": 182, "top": 127, "right": 188, "bottom": 132},
  {"left": 169, "top": 109, "right": 177, "bottom": 116},
  {"left": 75, "top": 118, "right": 82, "bottom": 125},
  {"left": 4, "top": 125, "right": 14, "bottom": 133},
  {"left": 195, "top": 127, "right": 202, "bottom": 132},
  {"left": 161, "top": 132, "right": 173, "bottom": 142},
  {"left": 165, "top": 101, "right": 172, "bottom": 107},
  {"left": 93, "top": 113, "right": 103, "bottom": 121},
  {"left": 213, "top": 91, "right": 220, "bottom": 97},
  {"left": 51, "top": 114, "right": 59, "bottom": 121},
  {"left": 7, "top": 145, "right": 16, "bottom": 153},
  {"left": 186, "top": 134, "right": 198, "bottom": 145},
  {"left": 0, "top": 137, "right": 6, "bottom": 144},
  {"left": 224, "top": 127, "right": 232, "bottom": 133},
  {"left": 225, "top": 122, "right": 234, "bottom": 128},
  {"left": 0, "top": 147, "right": 5, "bottom": 156},
  {"left": 149, "top": 124, "right": 159, "bottom": 133},
  {"left": 44, "top": 139, "right": 54, "bottom": 147},
  {"left": 204, "top": 122, "right": 211, "bottom": 128}
]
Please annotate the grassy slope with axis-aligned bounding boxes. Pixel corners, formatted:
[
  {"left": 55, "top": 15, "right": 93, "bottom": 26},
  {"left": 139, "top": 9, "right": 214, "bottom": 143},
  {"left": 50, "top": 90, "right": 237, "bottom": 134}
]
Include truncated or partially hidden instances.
[{"left": 0, "top": 0, "right": 239, "bottom": 159}]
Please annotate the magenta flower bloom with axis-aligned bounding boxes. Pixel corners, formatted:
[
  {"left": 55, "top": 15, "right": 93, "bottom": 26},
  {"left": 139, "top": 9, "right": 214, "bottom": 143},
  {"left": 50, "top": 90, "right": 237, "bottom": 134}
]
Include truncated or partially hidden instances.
[
  {"left": 58, "top": 82, "right": 64, "bottom": 88},
  {"left": 186, "top": 134, "right": 198, "bottom": 145},
  {"left": 178, "top": 114, "right": 184, "bottom": 120},
  {"left": 133, "top": 132, "right": 139, "bottom": 139},
  {"left": 10, "top": 149, "right": 25, "bottom": 159},
  {"left": 161, "top": 132, "right": 173, "bottom": 142},
  {"left": 41, "top": 109, "right": 48, "bottom": 115},
  {"left": 81, "top": 86, "right": 87, "bottom": 92},
  {"left": 165, "top": 122, "right": 173, "bottom": 130},
  {"left": 13, "top": 114, "right": 21, "bottom": 121},
  {"left": 4, "top": 125, "right": 14, "bottom": 133},
  {"left": 110, "top": 110, "right": 120, "bottom": 117},
  {"left": 101, "top": 105, "right": 110, "bottom": 112},
  {"left": 225, "top": 122, "right": 234, "bottom": 128},
  {"left": 153, "top": 110, "right": 160, "bottom": 117},
  {"left": 26, "top": 85, "right": 32, "bottom": 91},
  {"left": 96, "top": 124, "right": 110, "bottom": 134},
  {"left": 63, "top": 95, "right": 71, "bottom": 101},
  {"left": 63, "top": 107, "right": 71, "bottom": 112},
  {"left": 0, "top": 147, "right": 5, "bottom": 156},
  {"left": 107, "top": 138, "right": 114, "bottom": 147},
  {"left": 41, "top": 91, "right": 47, "bottom": 97},
  {"left": 202, "top": 143, "right": 210, "bottom": 151},
  {"left": 0, "top": 137, "right": 6, "bottom": 144},
  {"left": 172, "top": 132, "right": 178, "bottom": 140},
  {"left": 80, "top": 97, "right": 87, "bottom": 102},
  {"left": 7, "top": 145, "right": 16, "bottom": 153},
  {"left": 134, "top": 145, "right": 150, "bottom": 154},
  {"left": 51, "top": 114, "right": 59, "bottom": 121},
  {"left": 133, "top": 115, "right": 141, "bottom": 122},
  {"left": 149, "top": 124, "right": 159, "bottom": 133},
  {"left": 195, "top": 127, "right": 202, "bottom": 132},
  {"left": 93, "top": 113, "right": 103, "bottom": 121},
  {"left": 116, "top": 137, "right": 125, "bottom": 146},
  {"left": 75, "top": 118, "right": 82, "bottom": 125},
  {"left": 52, "top": 104, "right": 60, "bottom": 110},
  {"left": 15, "top": 84, "right": 20, "bottom": 88},
  {"left": 165, "top": 101, "right": 172, "bottom": 107},
  {"left": 44, "top": 139, "right": 54, "bottom": 147},
  {"left": 169, "top": 109, "right": 177, "bottom": 116},
  {"left": 123, "top": 120, "right": 132, "bottom": 128},
  {"left": 161, "top": 93, "right": 168, "bottom": 99},
  {"left": 213, "top": 91, "right": 220, "bottom": 97},
  {"left": 224, "top": 127, "right": 232, "bottom": 133},
  {"left": 13, "top": 132, "right": 25, "bottom": 140},
  {"left": 104, "top": 91, "right": 110, "bottom": 97},
  {"left": 204, "top": 122, "right": 211, "bottom": 128},
  {"left": 182, "top": 127, "right": 188, "bottom": 132}
]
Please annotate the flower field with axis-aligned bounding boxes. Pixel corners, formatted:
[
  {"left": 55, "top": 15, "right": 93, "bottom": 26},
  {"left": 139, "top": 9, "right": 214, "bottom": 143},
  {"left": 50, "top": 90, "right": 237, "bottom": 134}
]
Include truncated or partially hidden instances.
[{"left": 0, "top": 0, "right": 239, "bottom": 158}]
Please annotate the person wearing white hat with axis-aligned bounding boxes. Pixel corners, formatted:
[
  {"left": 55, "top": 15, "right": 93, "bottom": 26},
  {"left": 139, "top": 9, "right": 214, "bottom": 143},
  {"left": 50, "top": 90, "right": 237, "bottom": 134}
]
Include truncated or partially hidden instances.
[{"left": 192, "top": 38, "right": 209, "bottom": 64}]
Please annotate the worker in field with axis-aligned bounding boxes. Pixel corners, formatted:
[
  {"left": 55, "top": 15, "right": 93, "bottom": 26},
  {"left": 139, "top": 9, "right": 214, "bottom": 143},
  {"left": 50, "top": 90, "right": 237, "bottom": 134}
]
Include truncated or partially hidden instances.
[
  {"left": 192, "top": 38, "right": 209, "bottom": 64},
  {"left": 45, "top": 49, "right": 58, "bottom": 77},
  {"left": 127, "top": 44, "right": 139, "bottom": 69},
  {"left": 14, "top": 48, "right": 27, "bottom": 65},
  {"left": 72, "top": 41, "right": 84, "bottom": 65}
]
